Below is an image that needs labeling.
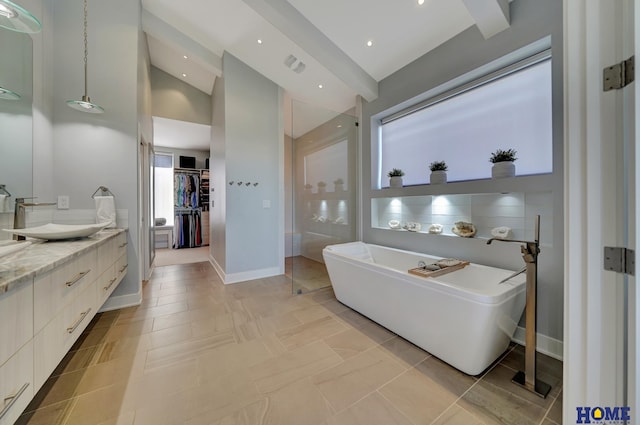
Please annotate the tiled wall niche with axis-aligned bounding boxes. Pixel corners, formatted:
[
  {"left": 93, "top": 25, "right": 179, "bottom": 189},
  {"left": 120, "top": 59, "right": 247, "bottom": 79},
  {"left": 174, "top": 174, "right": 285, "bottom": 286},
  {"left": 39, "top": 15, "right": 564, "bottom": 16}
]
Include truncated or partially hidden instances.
[{"left": 371, "top": 191, "right": 553, "bottom": 245}]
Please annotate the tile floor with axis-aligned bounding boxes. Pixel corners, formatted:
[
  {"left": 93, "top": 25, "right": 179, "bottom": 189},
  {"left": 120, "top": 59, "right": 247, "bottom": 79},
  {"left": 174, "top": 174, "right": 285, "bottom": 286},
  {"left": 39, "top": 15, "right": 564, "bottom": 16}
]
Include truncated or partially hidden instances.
[
  {"left": 17, "top": 261, "right": 563, "bottom": 425},
  {"left": 286, "top": 256, "right": 332, "bottom": 294}
]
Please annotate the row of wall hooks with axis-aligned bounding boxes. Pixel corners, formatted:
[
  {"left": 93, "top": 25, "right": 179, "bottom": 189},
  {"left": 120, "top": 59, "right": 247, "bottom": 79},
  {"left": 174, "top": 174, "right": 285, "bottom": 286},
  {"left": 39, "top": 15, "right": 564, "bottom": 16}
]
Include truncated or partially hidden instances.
[{"left": 229, "top": 181, "right": 259, "bottom": 187}]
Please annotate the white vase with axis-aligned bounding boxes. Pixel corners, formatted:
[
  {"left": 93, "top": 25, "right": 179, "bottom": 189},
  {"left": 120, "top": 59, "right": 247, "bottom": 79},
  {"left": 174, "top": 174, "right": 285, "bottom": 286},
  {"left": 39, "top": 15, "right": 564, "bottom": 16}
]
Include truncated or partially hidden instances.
[
  {"left": 491, "top": 161, "right": 516, "bottom": 178},
  {"left": 389, "top": 176, "right": 403, "bottom": 188},
  {"left": 430, "top": 170, "right": 447, "bottom": 184}
]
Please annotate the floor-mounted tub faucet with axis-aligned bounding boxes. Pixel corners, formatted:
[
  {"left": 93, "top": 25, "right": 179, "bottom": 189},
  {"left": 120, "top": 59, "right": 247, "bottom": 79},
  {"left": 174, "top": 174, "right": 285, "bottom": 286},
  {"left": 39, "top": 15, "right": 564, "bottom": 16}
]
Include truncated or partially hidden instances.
[
  {"left": 486, "top": 215, "right": 551, "bottom": 398},
  {"left": 13, "top": 197, "right": 57, "bottom": 241}
]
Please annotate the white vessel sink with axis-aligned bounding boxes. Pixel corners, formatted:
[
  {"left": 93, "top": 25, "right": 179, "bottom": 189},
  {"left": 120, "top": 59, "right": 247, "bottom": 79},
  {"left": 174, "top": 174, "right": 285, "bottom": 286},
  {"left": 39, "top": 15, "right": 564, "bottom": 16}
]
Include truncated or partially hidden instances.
[
  {"left": 2, "top": 222, "right": 111, "bottom": 241},
  {"left": 0, "top": 240, "right": 32, "bottom": 258}
]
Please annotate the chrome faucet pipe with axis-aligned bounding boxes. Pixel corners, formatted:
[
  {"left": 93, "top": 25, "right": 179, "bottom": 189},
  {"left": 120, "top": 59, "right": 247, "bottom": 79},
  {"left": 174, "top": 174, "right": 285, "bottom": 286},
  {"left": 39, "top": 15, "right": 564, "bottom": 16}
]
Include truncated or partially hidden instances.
[{"left": 13, "top": 197, "right": 56, "bottom": 241}]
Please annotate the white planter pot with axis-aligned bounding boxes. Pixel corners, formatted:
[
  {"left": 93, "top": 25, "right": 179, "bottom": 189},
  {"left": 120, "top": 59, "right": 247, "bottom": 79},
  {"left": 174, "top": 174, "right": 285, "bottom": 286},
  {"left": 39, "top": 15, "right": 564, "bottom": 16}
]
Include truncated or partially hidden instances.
[
  {"left": 430, "top": 171, "right": 447, "bottom": 184},
  {"left": 334, "top": 183, "right": 344, "bottom": 192},
  {"left": 318, "top": 187, "right": 326, "bottom": 194},
  {"left": 491, "top": 162, "right": 516, "bottom": 178},
  {"left": 389, "top": 176, "right": 403, "bottom": 188}
]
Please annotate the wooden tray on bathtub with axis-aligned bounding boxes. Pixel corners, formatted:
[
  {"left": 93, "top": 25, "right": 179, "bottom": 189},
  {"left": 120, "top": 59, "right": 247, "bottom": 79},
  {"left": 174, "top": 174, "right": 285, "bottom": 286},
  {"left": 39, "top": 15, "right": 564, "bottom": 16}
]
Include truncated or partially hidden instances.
[{"left": 408, "top": 261, "right": 470, "bottom": 278}]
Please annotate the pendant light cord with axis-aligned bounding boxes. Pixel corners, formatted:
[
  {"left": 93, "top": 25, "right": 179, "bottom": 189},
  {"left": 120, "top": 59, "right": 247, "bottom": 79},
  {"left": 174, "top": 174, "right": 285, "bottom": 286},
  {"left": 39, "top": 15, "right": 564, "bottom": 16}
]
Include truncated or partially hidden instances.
[{"left": 83, "top": 0, "right": 88, "bottom": 98}]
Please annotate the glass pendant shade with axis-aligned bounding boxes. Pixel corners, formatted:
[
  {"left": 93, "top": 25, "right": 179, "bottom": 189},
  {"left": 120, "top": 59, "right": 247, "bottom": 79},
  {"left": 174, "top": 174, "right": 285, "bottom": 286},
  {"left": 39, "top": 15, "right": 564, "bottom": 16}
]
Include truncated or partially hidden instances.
[
  {"left": 66, "top": 96, "right": 104, "bottom": 114},
  {"left": 0, "top": 0, "right": 42, "bottom": 33},
  {"left": 0, "top": 86, "right": 21, "bottom": 100}
]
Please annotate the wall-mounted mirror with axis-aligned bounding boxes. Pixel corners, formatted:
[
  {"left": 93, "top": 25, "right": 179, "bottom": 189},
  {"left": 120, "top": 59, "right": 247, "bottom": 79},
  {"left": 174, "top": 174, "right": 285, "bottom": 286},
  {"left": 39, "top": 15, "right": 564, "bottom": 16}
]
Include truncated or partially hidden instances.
[{"left": 0, "top": 29, "right": 33, "bottom": 223}]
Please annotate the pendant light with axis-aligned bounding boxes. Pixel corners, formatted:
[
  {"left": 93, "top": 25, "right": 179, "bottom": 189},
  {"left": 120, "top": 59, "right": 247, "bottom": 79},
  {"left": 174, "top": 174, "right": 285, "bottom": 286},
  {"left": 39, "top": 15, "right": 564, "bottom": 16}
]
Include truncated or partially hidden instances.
[
  {"left": 0, "top": 0, "right": 41, "bottom": 33},
  {"left": 0, "top": 86, "right": 21, "bottom": 100},
  {"left": 66, "top": 0, "right": 103, "bottom": 114}
]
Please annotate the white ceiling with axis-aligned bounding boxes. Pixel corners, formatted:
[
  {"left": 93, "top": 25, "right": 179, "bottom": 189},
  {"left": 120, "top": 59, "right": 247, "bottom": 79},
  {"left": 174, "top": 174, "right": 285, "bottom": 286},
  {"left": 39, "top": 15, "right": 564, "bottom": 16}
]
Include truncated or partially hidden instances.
[{"left": 142, "top": 0, "right": 511, "bottom": 150}]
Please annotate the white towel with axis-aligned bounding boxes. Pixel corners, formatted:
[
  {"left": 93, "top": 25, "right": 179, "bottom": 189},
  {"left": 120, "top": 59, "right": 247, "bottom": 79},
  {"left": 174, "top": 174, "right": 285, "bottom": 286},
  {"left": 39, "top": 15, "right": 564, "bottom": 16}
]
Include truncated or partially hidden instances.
[
  {"left": 94, "top": 196, "right": 116, "bottom": 228},
  {"left": 0, "top": 195, "right": 6, "bottom": 213}
]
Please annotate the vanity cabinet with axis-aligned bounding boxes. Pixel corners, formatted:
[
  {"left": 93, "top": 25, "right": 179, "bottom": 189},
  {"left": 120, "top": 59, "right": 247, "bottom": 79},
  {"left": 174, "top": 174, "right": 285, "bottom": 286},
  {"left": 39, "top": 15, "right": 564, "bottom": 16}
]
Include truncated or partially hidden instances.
[
  {"left": 0, "top": 282, "right": 33, "bottom": 425},
  {"left": 0, "top": 230, "right": 128, "bottom": 424}
]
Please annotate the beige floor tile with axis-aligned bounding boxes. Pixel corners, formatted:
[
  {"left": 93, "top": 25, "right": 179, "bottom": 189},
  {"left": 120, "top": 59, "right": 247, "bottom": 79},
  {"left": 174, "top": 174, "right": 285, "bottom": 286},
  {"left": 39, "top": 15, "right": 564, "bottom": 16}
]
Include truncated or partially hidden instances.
[
  {"left": 311, "top": 346, "right": 406, "bottom": 412},
  {"left": 499, "top": 345, "right": 563, "bottom": 393},
  {"left": 191, "top": 313, "right": 235, "bottom": 338},
  {"left": 94, "top": 334, "right": 151, "bottom": 365},
  {"left": 144, "top": 330, "right": 236, "bottom": 370},
  {"left": 51, "top": 345, "right": 100, "bottom": 377},
  {"left": 380, "top": 336, "right": 430, "bottom": 368},
  {"left": 250, "top": 340, "right": 343, "bottom": 394},
  {"left": 16, "top": 399, "right": 72, "bottom": 425},
  {"left": 104, "top": 319, "right": 154, "bottom": 342},
  {"left": 221, "top": 379, "right": 334, "bottom": 425},
  {"left": 291, "top": 304, "right": 335, "bottom": 324},
  {"left": 431, "top": 405, "right": 487, "bottom": 425},
  {"left": 197, "top": 338, "right": 274, "bottom": 382},
  {"left": 234, "top": 311, "right": 303, "bottom": 343},
  {"left": 546, "top": 391, "right": 562, "bottom": 424},
  {"left": 135, "top": 369, "right": 261, "bottom": 425},
  {"left": 146, "top": 322, "right": 194, "bottom": 349},
  {"left": 323, "top": 328, "right": 377, "bottom": 360},
  {"left": 414, "top": 355, "right": 477, "bottom": 397},
  {"left": 62, "top": 382, "right": 133, "bottom": 425},
  {"left": 378, "top": 366, "right": 459, "bottom": 425},
  {"left": 481, "top": 364, "right": 559, "bottom": 409},
  {"left": 151, "top": 309, "right": 193, "bottom": 331},
  {"left": 322, "top": 392, "right": 413, "bottom": 425},
  {"left": 458, "top": 379, "right": 548, "bottom": 425},
  {"left": 95, "top": 412, "right": 136, "bottom": 425},
  {"left": 276, "top": 315, "right": 346, "bottom": 350}
]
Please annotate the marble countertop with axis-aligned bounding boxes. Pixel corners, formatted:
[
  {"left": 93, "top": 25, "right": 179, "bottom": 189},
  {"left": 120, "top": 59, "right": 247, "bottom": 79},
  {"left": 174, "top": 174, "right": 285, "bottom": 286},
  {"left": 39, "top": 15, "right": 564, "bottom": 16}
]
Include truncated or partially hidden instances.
[{"left": 0, "top": 228, "right": 126, "bottom": 294}]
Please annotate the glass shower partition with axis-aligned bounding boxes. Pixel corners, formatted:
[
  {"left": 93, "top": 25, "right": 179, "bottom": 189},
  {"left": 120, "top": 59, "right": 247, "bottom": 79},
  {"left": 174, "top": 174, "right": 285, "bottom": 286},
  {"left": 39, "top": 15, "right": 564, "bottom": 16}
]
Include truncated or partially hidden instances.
[{"left": 288, "top": 100, "right": 358, "bottom": 294}]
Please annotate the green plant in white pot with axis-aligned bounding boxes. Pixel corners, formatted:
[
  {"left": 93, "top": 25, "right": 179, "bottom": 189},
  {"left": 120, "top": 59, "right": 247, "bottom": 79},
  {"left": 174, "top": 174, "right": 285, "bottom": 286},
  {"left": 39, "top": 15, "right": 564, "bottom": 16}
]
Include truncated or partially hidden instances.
[
  {"left": 489, "top": 148, "right": 517, "bottom": 178},
  {"left": 333, "top": 178, "right": 344, "bottom": 192},
  {"left": 317, "top": 181, "right": 327, "bottom": 193},
  {"left": 429, "top": 161, "right": 448, "bottom": 184},
  {"left": 387, "top": 168, "right": 405, "bottom": 188}
]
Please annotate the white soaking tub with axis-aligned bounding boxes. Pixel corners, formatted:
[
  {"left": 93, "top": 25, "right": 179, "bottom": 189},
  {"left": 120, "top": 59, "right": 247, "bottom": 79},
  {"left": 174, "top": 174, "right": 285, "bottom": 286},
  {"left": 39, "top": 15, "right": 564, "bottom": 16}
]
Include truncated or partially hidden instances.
[{"left": 322, "top": 242, "right": 526, "bottom": 375}]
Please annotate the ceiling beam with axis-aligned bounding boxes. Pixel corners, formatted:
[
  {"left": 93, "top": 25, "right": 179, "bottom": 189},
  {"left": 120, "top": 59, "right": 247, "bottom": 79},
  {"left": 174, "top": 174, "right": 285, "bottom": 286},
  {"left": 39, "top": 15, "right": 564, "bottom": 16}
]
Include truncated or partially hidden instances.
[
  {"left": 142, "top": 9, "right": 223, "bottom": 76},
  {"left": 461, "top": 0, "right": 510, "bottom": 39},
  {"left": 240, "top": 0, "right": 378, "bottom": 102}
]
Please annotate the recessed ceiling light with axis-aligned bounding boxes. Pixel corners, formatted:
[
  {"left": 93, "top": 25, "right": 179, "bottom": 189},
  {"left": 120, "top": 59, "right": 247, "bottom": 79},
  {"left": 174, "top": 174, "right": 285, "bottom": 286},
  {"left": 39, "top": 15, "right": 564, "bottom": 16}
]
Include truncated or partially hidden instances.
[
  {"left": 183, "top": 55, "right": 188, "bottom": 59},
  {"left": 318, "top": 84, "right": 323, "bottom": 89},
  {"left": 418, "top": 0, "right": 424, "bottom": 4},
  {"left": 182, "top": 73, "right": 187, "bottom": 77},
  {"left": 366, "top": 40, "right": 373, "bottom": 47},
  {"left": 257, "top": 39, "right": 263, "bottom": 44}
]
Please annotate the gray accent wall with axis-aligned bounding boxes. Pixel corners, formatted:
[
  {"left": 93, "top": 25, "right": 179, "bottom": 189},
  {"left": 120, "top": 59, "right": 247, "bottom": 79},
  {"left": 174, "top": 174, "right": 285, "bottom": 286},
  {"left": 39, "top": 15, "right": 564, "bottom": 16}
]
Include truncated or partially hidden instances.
[
  {"left": 210, "top": 53, "right": 284, "bottom": 280},
  {"left": 151, "top": 66, "right": 212, "bottom": 125},
  {"left": 361, "top": 0, "right": 564, "bottom": 342},
  {"left": 49, "top": 0, "right": 142, "bottom": 304}
]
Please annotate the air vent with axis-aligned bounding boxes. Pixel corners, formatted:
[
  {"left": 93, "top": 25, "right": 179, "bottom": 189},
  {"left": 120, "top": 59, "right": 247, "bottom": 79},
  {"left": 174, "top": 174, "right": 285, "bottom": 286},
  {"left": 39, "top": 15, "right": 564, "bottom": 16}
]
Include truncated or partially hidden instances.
[{"left": 284, "top": 54, "right": 305, "bottom": 74}]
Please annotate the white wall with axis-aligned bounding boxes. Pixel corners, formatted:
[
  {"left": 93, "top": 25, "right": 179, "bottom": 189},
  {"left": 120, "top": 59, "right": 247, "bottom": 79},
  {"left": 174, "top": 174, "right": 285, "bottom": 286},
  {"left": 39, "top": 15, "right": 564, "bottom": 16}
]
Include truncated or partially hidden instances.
[
  {"left": 210, "top": 53, "right": 284, "bottom": 282},
  {"left": 50, "top": 0, "right": 142, "bottom": 305}
]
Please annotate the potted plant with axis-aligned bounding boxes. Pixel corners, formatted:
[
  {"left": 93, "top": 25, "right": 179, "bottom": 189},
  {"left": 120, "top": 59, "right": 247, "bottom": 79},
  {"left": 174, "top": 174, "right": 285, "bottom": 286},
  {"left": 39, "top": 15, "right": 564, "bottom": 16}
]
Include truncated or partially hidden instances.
[
  {"left": 333, "top": 178, "right": 344, "bottom": 192},
  {"left": 317, "top": 181, "right": 327, "bottom": 193},
  {"left": 304, "top": 183, "right": 313, "bottom": 193},
  {"left": 489, "top": 148, "right": 517, "bottom": 178},
  {"left": 429, "top": 161, "right": 448, "bottom": 184},
  {"left": 387, "top": 168, "right": 405, "bottom": 188}
]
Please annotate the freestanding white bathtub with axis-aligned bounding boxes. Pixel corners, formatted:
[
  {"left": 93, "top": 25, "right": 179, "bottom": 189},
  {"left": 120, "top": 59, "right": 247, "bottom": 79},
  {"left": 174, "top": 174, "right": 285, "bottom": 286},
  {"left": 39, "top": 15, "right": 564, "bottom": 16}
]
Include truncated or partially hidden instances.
[{"left": 322, "top": 242, "right": 526, "bottom": 375}]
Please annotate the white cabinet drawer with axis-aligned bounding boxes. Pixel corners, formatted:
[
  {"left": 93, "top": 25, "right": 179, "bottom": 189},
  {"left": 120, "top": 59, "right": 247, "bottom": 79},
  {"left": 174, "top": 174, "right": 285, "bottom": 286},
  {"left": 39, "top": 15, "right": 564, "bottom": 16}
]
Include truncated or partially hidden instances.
[
  {"left": 97, "top": 238, "right": 116, "bottom": 275},
  {"left": 34, "top": 250, "right": 97, "bottom": 333},
  {"left": 0, "top": 281, "right": 33, "bottom": 367},
  {"left": 0, "top": 340, "right": 33, "bottom": 425},
  {"left": 97, "top": 265, "right": 116, "bottom": 306},
  {"left": 33, "top": 283, "right": 96, "bottom": 390}
]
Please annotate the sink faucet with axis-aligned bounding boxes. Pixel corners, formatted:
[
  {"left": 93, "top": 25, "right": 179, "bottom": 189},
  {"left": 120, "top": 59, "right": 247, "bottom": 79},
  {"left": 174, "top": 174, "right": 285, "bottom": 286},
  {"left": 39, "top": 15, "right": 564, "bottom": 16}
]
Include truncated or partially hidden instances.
[
  {"left": 13, "top": 197, "right": 57, "bottom": 241},
  {"left": 486, "top": 215, "right": 551, "bottom": 399}
]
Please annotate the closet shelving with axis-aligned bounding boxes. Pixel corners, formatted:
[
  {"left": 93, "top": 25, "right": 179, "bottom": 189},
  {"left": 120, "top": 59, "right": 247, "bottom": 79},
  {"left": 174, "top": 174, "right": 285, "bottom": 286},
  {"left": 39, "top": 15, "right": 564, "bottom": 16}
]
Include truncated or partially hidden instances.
[{"left": 173, "top": 168, "right": 203, "bottom": 248}]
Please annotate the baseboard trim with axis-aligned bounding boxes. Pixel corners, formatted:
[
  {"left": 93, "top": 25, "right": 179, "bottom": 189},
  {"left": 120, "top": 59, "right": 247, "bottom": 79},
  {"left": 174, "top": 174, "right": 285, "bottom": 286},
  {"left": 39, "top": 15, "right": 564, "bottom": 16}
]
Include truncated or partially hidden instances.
[
  {"left": 99, "top": 291, "right": 142, "bottom": 313},
  {"left": 512, "top": 326, "right": 563, "bottom": 361},
  {"left": 209, "top": 255, "right": 282, "bottom": 284}
]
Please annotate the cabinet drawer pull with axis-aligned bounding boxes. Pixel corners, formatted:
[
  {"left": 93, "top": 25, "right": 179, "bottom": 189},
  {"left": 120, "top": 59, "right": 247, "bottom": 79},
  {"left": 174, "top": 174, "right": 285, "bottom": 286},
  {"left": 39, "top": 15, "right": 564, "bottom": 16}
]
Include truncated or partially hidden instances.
[
  {"left": 67, "top": 308, "right": 92, "bottom": 334},
  {"left": 0, "top": 383, "right": 29, "bottom": 420},
  {"left": 119, "top": 264, "right": 128, "bottom": 273},
  {"left": 65, "top": 270, "right": 91, "bottom": 287},
  {"left": 104, "top": 277, "right": 117, "bottom": 291},
  {"left": 119, "top": 242, "right": 128, "bottom": 248}
]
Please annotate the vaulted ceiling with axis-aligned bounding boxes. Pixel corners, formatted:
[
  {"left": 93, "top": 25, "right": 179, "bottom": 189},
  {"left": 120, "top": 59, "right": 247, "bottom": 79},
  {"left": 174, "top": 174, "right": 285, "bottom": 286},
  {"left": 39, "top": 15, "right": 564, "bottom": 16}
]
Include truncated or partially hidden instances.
[{"left": 142, "top": 0, "right": 510, "bottom": 148}]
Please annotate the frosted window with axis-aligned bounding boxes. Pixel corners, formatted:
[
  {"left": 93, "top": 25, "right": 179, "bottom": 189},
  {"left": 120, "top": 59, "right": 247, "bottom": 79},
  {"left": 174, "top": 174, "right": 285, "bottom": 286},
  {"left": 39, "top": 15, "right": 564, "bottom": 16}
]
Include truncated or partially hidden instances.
[
  {"left": 379, "top": 59, "right": 553, "bottom": 187},
  {"left": 154, "top": 153, "right": 174, "bottom": 224},
  {"left": 304, "top": 140, "right": 348, "bottom": 190}
]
